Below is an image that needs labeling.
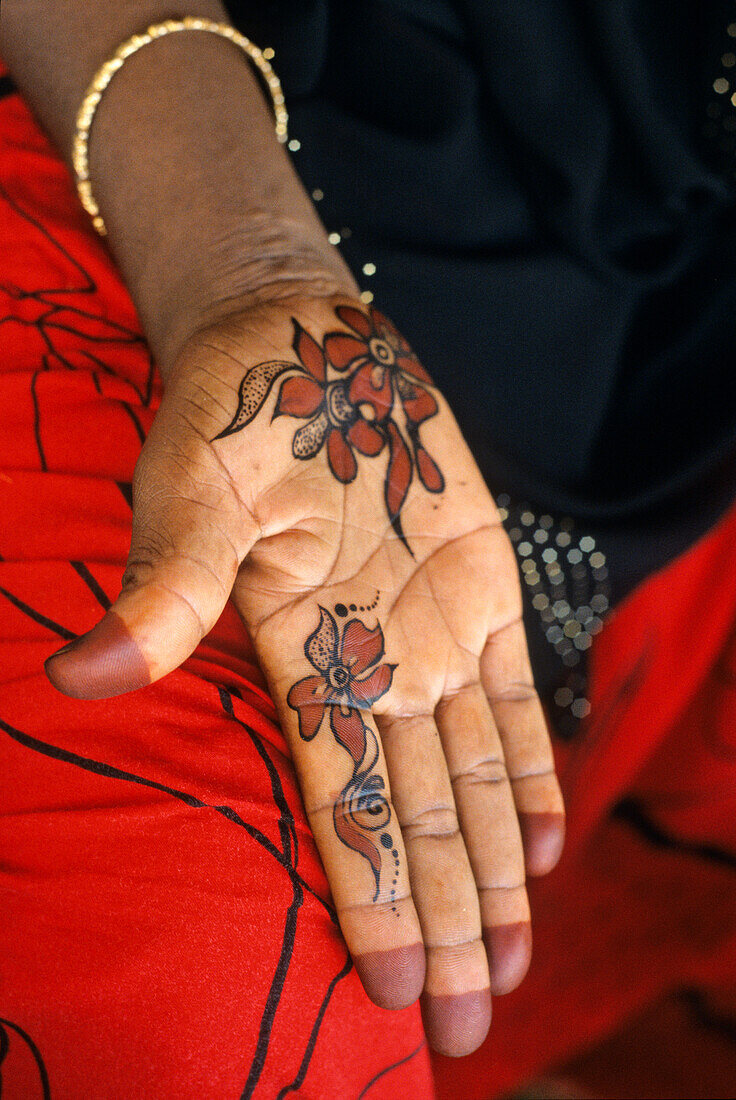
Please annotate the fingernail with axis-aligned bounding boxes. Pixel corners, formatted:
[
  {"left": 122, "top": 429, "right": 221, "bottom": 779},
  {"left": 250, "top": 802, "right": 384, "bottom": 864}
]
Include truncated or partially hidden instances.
[
  {"left": 483, "top": 921, "right": 532, "bottom": 996},
  {"left": 518, "top": 811, "right": 566, "bottom": 876},
  {"left": 353, "top": 942, "right": 425, "bottom": 1010},
  {"left": 44, "top": 611, "right": 150, "bottom": 699},
  {"left": 420, "top": 988, "right": 492, "bottom": 1057}
]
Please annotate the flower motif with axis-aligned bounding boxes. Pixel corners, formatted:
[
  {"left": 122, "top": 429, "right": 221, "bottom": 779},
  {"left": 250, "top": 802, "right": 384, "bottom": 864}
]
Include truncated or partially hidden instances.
[
  {"left": 213, "top": 304, "right": 446, "bottom": 551},
  {"left": 287, "top": 607, "right": 395, "bottom": 763},
  {"left": 323, "top": 304, "right": 432, "bottom": 418},
  {"left": 323, "top": 306, "right": 444, "bottom": 501},
  {"left": 274, "top": 321, "right": 385, "bottom": 482}
]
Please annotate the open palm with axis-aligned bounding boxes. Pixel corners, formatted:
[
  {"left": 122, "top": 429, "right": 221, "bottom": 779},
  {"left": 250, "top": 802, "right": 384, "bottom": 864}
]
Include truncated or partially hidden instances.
[{"left": 46, "top": 296, "right": 564, "bottom": 1057}]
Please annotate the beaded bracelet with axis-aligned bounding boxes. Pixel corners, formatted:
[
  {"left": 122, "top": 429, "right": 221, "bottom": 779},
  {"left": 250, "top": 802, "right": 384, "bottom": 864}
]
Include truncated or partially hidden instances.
[{"left": 72, "top": 16, "right": 288, "bottom": 237}]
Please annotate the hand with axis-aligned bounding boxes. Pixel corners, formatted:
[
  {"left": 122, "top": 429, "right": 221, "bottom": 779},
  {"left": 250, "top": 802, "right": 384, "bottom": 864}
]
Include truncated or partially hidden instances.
[{"left": 45, "top": 296, "right": 565, "bottom": 1057}]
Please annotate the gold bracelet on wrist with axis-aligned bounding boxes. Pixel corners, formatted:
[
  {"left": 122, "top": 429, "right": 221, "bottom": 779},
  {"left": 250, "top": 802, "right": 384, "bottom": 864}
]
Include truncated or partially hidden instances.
[{"left": 72, "top": 16, "right": 288, "bottom": 237}]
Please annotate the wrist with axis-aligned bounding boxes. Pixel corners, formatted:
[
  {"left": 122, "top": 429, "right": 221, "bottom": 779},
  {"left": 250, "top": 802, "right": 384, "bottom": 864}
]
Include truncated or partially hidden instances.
[
  {"left": 146, "top": 214, "right": 359, "bottom": 379},
  {"left": 83, "top": 27, "right": 358, "bottom": 375}
]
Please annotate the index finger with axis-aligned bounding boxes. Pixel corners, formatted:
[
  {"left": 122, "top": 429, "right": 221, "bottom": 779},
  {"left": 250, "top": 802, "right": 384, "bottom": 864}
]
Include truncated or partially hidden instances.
[{"left": 260, "top": 604, "right": 426, "bottom": 1011}]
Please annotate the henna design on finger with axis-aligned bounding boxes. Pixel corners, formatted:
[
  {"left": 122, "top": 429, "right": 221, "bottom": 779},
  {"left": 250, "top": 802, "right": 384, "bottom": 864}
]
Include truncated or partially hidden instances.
[
  {"left": 334, "top": 726, "right": 391, "bottom": 899},
  {"left": 287, "top": 606, "right": 397, "bottom": 899},
  {"left": 212, "top": 306, "right": 444, "bottom": 552}
]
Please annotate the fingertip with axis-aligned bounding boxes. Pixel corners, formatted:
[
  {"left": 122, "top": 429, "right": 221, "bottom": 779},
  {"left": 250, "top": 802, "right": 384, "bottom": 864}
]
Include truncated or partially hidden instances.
[
  {"left": 44, "top": 611, "right": 150, "bottom": 699},
  {"left": 483, "top": 921, "right": 532, "bottom": 996},
  {"left": 420, "top": 988, "right": 492, "bottom": 1057},
  {"left": 518, "top": 811, "right": 566, "bottom": 876},
  {"left": 353, "top": 942, "right": 426, "bottom": 1010}
]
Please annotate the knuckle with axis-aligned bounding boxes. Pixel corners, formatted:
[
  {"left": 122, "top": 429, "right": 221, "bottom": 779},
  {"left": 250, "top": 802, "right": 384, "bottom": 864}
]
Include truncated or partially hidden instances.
[
  {"left": 425, "top": 933, "right": 485, "bottom": 952},
  {"left": 338, "top": 894, "right": 412, "bottom": 918},
  {"left": 511, "top": 766, "right": 557, "bottom": 782},
  {"left": 402, "top": 804, "right": 460, "bottom": 844},
  {"left": 453, "top": 756, "right": 508, "bottom": 790},
  {"left": 122, "top": 531, "right": 177, "bottom": 584},
  {"left": 478, "top": 880, "right": 527, "bottom": 895},
  {"left": 489, "top": 682, "right": 539, "bottom": 704}
]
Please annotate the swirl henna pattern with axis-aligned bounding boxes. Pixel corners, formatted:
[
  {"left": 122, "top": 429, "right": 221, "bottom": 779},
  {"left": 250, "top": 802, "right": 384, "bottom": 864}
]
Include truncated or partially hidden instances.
[
  {"left": 213, "top": 305, "right": 444, "bottom": 549},
  {"left": 287, "top": 606, "right": 400, "bottom": 903}
]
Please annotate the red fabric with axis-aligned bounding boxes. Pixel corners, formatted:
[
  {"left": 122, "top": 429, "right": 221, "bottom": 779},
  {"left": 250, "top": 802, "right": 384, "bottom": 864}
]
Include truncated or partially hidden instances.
[{"left": 1, "top": 61, "right": 735, "bottom": 1098}]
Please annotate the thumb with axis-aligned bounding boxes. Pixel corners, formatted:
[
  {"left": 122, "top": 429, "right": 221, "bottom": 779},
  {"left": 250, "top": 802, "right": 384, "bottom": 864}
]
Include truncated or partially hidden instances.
[{"left": 45, "top": 410, "right": 259, "bottom": 699}]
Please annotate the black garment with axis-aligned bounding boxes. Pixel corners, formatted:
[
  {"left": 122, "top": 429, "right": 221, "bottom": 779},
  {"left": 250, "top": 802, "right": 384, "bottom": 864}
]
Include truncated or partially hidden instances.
[{"left": 226, "top": 1, "right": 736, "bottom": 595}]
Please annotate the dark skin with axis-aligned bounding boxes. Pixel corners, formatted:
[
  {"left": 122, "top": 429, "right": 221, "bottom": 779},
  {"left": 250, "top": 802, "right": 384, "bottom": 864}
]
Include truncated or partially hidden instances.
[{"left": 0, "top": 0, "right": 565, "bottom": 1057}]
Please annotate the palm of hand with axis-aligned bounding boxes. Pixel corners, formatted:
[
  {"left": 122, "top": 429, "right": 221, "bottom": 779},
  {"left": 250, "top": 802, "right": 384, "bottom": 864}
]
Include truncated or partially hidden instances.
[{"left": 47, "top": 297, "right": 564, "bottom": 1057}]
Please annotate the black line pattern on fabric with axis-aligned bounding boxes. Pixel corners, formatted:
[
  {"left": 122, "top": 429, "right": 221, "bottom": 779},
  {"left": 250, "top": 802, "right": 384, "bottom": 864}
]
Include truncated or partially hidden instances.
[
  {"left": 0, "top": 585, "right": 76, "bottom": 640},
  {"left": 120, "top": 401, "right": 147, "bottom": 444},
  {"left": 218, "top": 687, "right": 298, "bottom": 877},
  {"left": 0, "top": 698, "right": 351, "bottom": 1095},
  {"left": 0, "top": 1018, "right": 8, "bottom": 1084},
  {"left": 0, "top": 183, "right": 156, "bottom": 476},
  {"left": 75, "top": 346, "right": 154, "bottom": 405},
  {"left": 0, "top": 682, "right": 337, "bottom": 916},
  {"left": 70, "top": 561, "right": 112, "bottom": 610},
  {"left": 30, "top": 370, "right": 47, "bottom": 471},
  {"left": 612, "top": 798, "right": 736, "bottom": 870},
  {"left": 0, "top": 1017, "right": 51, "bottom": 1100},
  {"left": 275, "top": 953, "right": 354, "bottom": 1099},
  {"left": 357, "top": 1040, "right": 426, "bottom": 1098},
  {"left": 0, "top": 76, "right": 17, "bottom": 101},
  {"left": 681, "top": 988, "right": 736, "bottom": 1045},
  {"left": 219, "top": 687, "right": 334, "bottom": 1099},
  {"left": 0, "top": 514, "right": 345, "bottom": 1091},
  {"left": 216, "top": 693, "right": 329, "bottom": 920},
  {"left": 240, "top": 887, "right": 303, "bottom": 1100},
  {"left": 0, "top": 714, "right": 297, "bottom": 871}
]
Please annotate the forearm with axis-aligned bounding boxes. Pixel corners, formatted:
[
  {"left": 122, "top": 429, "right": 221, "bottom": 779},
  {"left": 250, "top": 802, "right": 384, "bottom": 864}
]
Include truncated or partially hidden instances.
[{"left": 0, "top": 0, "right": 357, "bottom": 375}]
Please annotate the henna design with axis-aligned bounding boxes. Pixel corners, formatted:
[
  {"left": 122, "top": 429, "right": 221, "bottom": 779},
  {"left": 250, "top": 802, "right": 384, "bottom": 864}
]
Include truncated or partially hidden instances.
[
  {"left": 212, "top": 306, "right": 444, "bottom": 550},
  {"left": 212, "top": 359, "right": 295, "bottom": 437},
  {"left": 334, "top": 727, "right": 391, "bottom": 896},
  {"left": 287, "top": 606, "right": 397, "bottom": 899}
]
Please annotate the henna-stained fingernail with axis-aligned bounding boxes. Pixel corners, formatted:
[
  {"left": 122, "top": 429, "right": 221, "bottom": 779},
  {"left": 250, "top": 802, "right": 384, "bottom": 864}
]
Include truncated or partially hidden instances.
[
  {"left": 353, "top": 942, "right": 425, "bottom": 1010},
  {"left": 483, "top": 921, "right": 532, "bottom": 996},
  {"left": 44, "top": 611, "right": 150, "bottom": 699},
  {"left": 518, "top": 811, "right": 566, "bottom": 876},
  {"left": 420, "top": 988, "right": 492, "bottom": 1057}
]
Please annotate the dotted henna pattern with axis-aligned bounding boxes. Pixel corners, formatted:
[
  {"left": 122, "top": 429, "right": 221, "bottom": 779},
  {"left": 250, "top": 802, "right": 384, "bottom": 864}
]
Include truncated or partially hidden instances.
[
  {"left": 292, "top": 410, "right": 329, "bottom": 458},
  {"left": 213, "top": 360, "right": 295, "bottom": 439}
]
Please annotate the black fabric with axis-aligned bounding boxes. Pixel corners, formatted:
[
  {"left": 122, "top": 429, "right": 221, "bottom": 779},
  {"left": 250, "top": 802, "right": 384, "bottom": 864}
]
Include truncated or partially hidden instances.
[{"left": 226, "top": 1, "right": 736, "bottom": 550}]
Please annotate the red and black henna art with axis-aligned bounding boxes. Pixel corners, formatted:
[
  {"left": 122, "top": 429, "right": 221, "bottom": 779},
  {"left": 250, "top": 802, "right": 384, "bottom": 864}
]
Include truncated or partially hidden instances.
[
  {"left": 213, "top": 305, "right": 444, "bottom": 550},
  {"left": 286, "top": 605, "right": 401, "bottom": 904}
]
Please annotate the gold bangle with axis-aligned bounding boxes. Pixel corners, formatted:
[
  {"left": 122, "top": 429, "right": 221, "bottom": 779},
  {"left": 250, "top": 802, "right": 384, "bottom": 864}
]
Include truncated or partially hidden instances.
[{"left": 72, "top": 16, "right": 288, "bottom": 237}]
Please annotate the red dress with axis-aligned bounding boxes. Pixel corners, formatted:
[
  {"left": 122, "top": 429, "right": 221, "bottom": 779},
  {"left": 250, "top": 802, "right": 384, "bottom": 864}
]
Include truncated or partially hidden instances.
[{"left": 1, "top": 62, "right": 735, "bottom": 1099}]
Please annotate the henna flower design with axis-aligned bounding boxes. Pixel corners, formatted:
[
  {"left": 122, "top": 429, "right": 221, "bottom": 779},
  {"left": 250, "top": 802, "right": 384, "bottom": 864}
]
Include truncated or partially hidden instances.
[
  {"left": 324, "top": 306, "right": 444, "bottom": 527},
  {"left": 287, "top": 607, "right": 395, "bottom": 764},
  {"left": 274, "top": 322, "right": 384, "bottom": 483},
  {"left": 213, "top": 303, "right": 445, "bottom": 550},
  {"left": 287, "top": 606, "right": 397, "bottom": 899},
  {"left": 324, "top": 304, "right": 432, "bottom": 415}
]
